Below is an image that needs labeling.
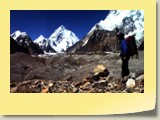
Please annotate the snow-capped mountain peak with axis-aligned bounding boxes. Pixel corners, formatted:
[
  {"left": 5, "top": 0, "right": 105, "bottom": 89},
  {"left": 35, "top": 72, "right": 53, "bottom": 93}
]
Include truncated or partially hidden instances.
[
  {"left": 56, "top": 25, "right": 65, "bottom": 31},
  {"left": 34, "top": 35, "right": 56, "bottom": 53},
  {"left": 33, "top": 25, "right": 79, "bottom": 53},
  {"left": 34, "top": 35, "right": 46, "bottom": 43},
  {"left": 10, "top": 30, "right": 44, "bottom": 54},
  {"left": 49, "top": 25, "right": 66, "bottom": 40},
  {"left": 38, "top": 35, "right": 45, "bottom": 40},
  {"left": 89, "top": 10, "right": 144, "bottom": 46},
  {"left": 11, "top": 30, "right": 28, "bottom": 40},
  {"left": 50, "top": 25, "right": 66, "bottom": 38},
  {"left": 34, "top": 35, "right": 48, "bottom": 48},
  {"left": 10, "top": 30, "right": 32, "bottom": 46},
  {"left": 90, "top": 10, "right": 144, "bottom": 31},
  {"left": 48, "top": 25, "right": 79, "bottom": 52}
]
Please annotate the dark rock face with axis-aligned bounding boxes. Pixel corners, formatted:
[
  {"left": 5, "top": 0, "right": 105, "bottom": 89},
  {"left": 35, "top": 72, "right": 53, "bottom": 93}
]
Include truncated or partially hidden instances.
[
  {"left": 45, "top": 44, "right": 56, "bottom": 53},
  {"left": 67, "top": 30, "right": 119, "bottom": 53},
  {"left": 11, "top": 35, "right": 43, "bottom": 55},
  {"left": 66, "top": 40, "right": 83, "bottom": 53},
  {"left": 10, "top": 37, "right": 30, "bottom": 54}
]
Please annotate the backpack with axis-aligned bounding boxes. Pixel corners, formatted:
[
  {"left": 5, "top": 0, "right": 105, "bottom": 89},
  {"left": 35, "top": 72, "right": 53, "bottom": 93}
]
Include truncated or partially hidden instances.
[{"left": 126, "top": 36, "right": 138, "bottom": 57}]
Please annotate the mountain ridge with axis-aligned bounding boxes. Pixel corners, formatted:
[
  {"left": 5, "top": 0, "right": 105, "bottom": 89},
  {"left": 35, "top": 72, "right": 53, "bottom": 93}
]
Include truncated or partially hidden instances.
[
  {"left": 67, "top": 10, "right": 144, "bottom": 52},
  {"left": 11, "top": 30, "right": 44, "bottom": 55},
  {"left": 34, "top": 25, "right": 79, "bottom": 53},
  {"left": 11, "top": 10, "right": 144, "bottom": 54}
]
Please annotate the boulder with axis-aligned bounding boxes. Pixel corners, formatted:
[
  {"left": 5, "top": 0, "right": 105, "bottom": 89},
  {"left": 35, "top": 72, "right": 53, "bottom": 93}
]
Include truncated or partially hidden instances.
[
  {"left": 93, "top": 65, "right": 106, "bottom": 75},
  {"left": 93, "top": 65, "right": 109, "bottom": 80},
  {"left": 126, "top": 79, "right": 136, "bottom": 88}
]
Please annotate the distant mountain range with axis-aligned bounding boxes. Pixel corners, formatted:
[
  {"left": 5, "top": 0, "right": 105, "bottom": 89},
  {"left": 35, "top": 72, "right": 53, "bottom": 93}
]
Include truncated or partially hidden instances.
[
  {"left": 10, "top": 10, "right": 144, "bottom": 55},
  {"left": 11, "top": 25, "right": 79, "bottom": 54}
]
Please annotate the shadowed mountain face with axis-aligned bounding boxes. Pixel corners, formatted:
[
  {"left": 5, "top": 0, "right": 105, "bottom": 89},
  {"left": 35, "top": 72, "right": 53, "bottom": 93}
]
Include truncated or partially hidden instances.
[
  {"left": 45, "top": 43, "right": 56, "bottom": 53},
  {"left": 10, "top": 37, "right": 30, "bottom": 54},
  {"left": 11, "top": 31, "right": 44, "bottom": 55},
  {"left": 16, "top": 35, "right": 44, "bottom": 55},
  {"left": 67, "top": 30, "right": 119, "bottom": 53}
]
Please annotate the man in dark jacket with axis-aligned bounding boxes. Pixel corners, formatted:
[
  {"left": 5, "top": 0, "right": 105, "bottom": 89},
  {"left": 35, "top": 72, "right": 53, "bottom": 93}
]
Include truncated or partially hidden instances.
[{"left": 117, "top": 33, "right": 130, "bottom": 78}]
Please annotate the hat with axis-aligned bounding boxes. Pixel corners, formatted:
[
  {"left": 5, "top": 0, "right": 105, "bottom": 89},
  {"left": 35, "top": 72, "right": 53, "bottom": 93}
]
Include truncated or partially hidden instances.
[
  {"left": 118, "top": 32, "right": 125, "bottom": 37},
  {"left": 117, "top": 32, "right": 125, "bottom": 40}
]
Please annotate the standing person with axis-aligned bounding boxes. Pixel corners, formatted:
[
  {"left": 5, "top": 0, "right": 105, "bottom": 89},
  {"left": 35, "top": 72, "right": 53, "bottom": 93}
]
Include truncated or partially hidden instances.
[{"left": 117, "top": 33, "right": 130, "bottom": 78}]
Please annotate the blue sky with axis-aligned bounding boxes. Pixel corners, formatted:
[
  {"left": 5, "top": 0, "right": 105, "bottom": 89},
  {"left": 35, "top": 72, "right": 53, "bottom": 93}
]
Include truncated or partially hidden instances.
[{"left": 10, "top": 10, "right": 110, "bottom": 40}]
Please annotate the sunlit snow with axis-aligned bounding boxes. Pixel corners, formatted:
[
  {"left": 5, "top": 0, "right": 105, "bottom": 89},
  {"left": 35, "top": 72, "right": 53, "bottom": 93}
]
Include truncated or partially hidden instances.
[{"left": 88, "top": 10, "right": 144, "bottom": 46}]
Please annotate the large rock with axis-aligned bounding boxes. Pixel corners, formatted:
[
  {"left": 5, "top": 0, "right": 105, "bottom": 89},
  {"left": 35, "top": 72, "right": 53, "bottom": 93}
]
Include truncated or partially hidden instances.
[
  {"left": 93, "top": 65, "right": 109, "bottom": 80},
  {"left": 126, "top": 79, "right": 136, "bottom": 88},
  {"left": 93, "top": 65, "right": 106, "bottom": 75}
]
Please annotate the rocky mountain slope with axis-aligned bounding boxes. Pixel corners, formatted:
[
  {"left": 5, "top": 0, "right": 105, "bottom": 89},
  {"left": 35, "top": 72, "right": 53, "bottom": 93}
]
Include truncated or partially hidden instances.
[
  {"left": 67, "top": 30, "right": 119, "bottom": 53},
  {"left": 11, "top": 30, "right": 44, "bottom": 55},
  {"left": 67, "top": 10, "right": 144, "bottom": 53}
]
